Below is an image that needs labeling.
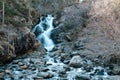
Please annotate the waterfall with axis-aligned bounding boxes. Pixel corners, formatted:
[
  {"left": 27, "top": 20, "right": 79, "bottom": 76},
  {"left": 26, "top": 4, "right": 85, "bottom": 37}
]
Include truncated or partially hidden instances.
[
  {"left": 32, "top": 14, "right": 109, "bottom": 80},
  {"left": 32, "top": 15, "right": 55, "bottom": 51}
]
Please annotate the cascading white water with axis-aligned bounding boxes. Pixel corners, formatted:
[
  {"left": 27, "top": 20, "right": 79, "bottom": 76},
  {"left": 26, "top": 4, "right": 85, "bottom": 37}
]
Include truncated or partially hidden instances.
[
  {"left": 32, "top": 15, "right": 55, "bottom": 51},
  {"left": 32, "top": 14, "right": 110, "bottom": 80}
]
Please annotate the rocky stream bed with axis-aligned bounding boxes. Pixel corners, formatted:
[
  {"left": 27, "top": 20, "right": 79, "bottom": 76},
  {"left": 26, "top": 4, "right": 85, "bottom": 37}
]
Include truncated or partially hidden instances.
[{"left": 0, "top": 0, "right": 120, "bottom": 80}]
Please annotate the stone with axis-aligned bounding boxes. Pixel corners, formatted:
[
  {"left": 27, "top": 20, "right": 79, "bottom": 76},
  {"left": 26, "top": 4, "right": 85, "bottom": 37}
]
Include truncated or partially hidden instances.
[
  {"left": 41, "top": 68, "right": 49, "bottom": 72},
  {"left": 69, "top": 55, "right": 83, "bottom": 68},
  {"left": 37, "top": 72, "right": 54, "bottom": 79},
  {"left": 18, "top": 62, "right": 24, "bottom": 66},
  {"left": 76, "top": 74, "right": 90, "bottom": 80},
  {"left": 5, "top": 69, "right": 11, "bottom": 74},
  {"left": 13, "top": 60, "right": 19, "bottom": 64},
  {"left": 61, "top": 53, "right": 71, "bottom": 63},
  {"left": 112, "top": 65, "right": 120, "bottom": 75},
  {"left": 34, "top": 76, "right": 43, "bottom": 80},
  {"left": 20, "top": 65, "right": 28, "bottom": 69},
  {"left": 0, "top": 72, "right": 5, "bottom": 77},
  {"left": 74, "top": 40, "right": 85, "bottom": 50},
  {"left": 109, "top": 76, "right": 120, "bottom": 80}
]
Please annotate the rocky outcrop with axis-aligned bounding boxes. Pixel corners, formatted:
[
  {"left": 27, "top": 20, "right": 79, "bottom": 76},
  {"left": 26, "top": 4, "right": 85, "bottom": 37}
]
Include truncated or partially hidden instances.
[
  {"left": 0, "top": 27, "right": 15, "bottom": 64},
  {"left": 0, "top": 41, "right": 15, "bottom": 64},
  {"left": 51, "top": 3, "right": 89, "bottom": 43},
  {"left": 0, "top": 26, "right": 45, "bottom": 64},
  {"left": 14, "top": 32, "right": 40, "bottom": 55}
]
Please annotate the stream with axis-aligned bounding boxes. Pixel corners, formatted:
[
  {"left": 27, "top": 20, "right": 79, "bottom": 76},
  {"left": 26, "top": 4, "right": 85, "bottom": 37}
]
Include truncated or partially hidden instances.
[
  {"left": 32, "top": 15, "right": 110, "bottom": 80},
  {"left": 0, "top": 15, "right": 117, "bottom": 80}
]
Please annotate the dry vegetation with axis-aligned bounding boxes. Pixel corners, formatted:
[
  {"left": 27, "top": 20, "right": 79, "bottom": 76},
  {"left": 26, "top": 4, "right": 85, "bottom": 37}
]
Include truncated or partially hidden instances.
[{"left": 89, "top": 0, "right": 120, "bottom": 41}]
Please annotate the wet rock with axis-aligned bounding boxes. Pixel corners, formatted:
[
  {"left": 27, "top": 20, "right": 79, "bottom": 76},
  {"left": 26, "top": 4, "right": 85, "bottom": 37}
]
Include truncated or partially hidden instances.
[
  {"left": 69, "top": 55, "right": 83, "bottom": 68},
  {"left": 34, "top": 76, "right": 43, "bottom": 80},
  {"left": 0, "top": 72, "right": 5, "bottom": 78},
  {"left": 112, "top": 65, "right": 120, "bottom": 75},
  {"left": 41, "top": 68, "right": 50, "bottom": 72},
  {"left": 32, "top": 25, "right": 43, "bottom": 37},
  {"left": 18, "top": 62, "right": 24, "bottom": 66},
  {"left": 71, "top": 51, "right": 80, "bottom": 56},
  {"left": 84, "top": 66, "right": 93, "bottom": 72},
  {"left": 76, "top": 74, "right": 90, "bottom": 80},
  {"left": 74, "top": 40, "right": 85, "bottom": 50},
  {"left": 20, "top": 65, "right": 28, "bottom": 69},
  {"left": 95, "top": 69, "right": 104, "bottom": 75},
  {"left": 63, "top": 60, "right": 70, "bottom": 64},
  {"left": 61, "top": 53, "right": 71, "bottom": 63},
  {"left": 109, "top": 76, "right": 120, "bottom": 80},
  {"left": 12, "top": 71, "right": 23, "bottom": 80},
  {"left": 106, "top": 65, "right": 120, "bottom": 75},
  {"left": 12, "top": 60, "right": 19, "bottom": 64},
  {"left": 49, "top": 49, "right": 62, "bottom": 57},
  {"left": 5, "top": 70, "right": 11, "bottom": 74},
  {"left": 37, "top": 72, "right": 54, "bottom": 78}
]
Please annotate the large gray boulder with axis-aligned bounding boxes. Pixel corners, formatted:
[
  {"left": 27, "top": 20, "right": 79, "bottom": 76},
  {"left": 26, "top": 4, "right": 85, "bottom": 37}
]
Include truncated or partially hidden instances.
[{"left": 69, "top": 55, "right": 83, "bottom": 68}]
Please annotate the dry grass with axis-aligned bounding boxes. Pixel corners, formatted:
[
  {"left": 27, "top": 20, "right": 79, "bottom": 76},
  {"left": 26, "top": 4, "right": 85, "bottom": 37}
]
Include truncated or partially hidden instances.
[{"left": 89, "top": 0, "right": 120, "bottom": 41}]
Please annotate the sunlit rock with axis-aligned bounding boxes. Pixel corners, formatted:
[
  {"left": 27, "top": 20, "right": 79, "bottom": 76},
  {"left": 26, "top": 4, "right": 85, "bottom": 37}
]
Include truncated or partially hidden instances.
[{"left": 69, "top": 55, "right": 83, "bottom": 68}]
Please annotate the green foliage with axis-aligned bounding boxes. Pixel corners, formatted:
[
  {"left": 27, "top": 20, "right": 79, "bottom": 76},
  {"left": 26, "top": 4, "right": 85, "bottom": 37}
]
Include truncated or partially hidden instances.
[{"left": 5, "top": 4, "right": 18, "bottom": 16}]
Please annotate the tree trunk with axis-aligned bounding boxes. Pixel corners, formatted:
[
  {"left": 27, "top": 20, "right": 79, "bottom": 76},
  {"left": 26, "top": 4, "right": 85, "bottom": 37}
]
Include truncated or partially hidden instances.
[
  {"left": 2, "top": 0, "right": 5, "bottom": 26},
  {"left": 28, "top": 0, "right": 32, "bottom": 26}
]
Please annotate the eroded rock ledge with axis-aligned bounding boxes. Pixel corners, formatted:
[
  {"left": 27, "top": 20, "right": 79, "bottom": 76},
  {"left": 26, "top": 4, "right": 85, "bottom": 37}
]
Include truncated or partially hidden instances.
[{"left": 0, "top": 26, "right": 45, "bottom": 64}]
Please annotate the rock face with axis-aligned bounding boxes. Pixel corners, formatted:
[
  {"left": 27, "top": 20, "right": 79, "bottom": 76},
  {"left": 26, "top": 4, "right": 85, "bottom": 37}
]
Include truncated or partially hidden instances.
[
  {"left": 0, "top": 27, "right": 15, "bottom": 63},
  {"left": 0, "top": 41, "right": 15, "bottom": 64},
  {"left": 51, "top": 3, "right": 89, "bottom": 43},
  {"left": 69, "top": 55, "right": 83, "bottom": 68},
  {"left": 14, "top": 32, "right": 39, "bottom": 54},
  {"left": 0, "top": 26, "right": 45, "bottom": 64}
]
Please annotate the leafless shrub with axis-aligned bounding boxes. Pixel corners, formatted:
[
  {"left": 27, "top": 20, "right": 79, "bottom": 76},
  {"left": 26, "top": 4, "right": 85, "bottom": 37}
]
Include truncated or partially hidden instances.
[{"left": 89, "top": 0, "right": 120, "bottom": 41}]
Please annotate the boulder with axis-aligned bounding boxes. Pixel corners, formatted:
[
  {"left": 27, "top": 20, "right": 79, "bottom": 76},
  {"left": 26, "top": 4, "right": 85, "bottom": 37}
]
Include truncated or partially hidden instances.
[
  {"left": 0, "top": 41, "right": 15, "bottom": 64},
  {"left": 37, "top": 72, "right": 54, "bottom": 79},
  {"left": 69, "top": 55, "right": 83, "bottom": 68},
  {"left": 14, "top": 32, "right": 39, "bottom": 55},
  {"left": 0, "top": 30, "right": 45, "bottom": 64}
]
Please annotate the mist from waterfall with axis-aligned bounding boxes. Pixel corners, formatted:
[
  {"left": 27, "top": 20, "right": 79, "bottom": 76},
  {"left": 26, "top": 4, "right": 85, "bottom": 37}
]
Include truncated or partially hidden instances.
[{"left": 32, "top": 15, "right": 55, "bottom": 51}]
